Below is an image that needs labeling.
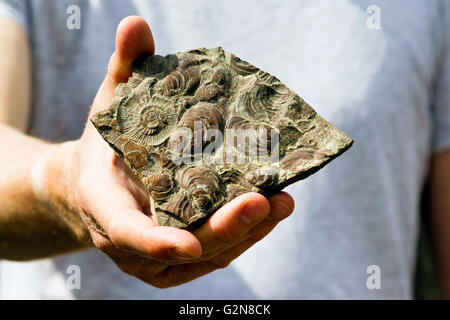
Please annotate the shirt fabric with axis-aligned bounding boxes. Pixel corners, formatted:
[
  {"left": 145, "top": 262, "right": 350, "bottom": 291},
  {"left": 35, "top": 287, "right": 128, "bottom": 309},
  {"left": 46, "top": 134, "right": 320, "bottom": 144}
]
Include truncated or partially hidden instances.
[{"left": 0, "top": 0, "right": 450, "bottom": 299}]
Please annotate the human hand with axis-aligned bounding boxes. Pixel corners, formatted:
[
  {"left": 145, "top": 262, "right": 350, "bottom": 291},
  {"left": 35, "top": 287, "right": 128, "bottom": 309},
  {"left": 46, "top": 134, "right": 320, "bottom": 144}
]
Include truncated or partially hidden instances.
[{"left": 63, "top": 16, "right": 295, "bottom": 288}]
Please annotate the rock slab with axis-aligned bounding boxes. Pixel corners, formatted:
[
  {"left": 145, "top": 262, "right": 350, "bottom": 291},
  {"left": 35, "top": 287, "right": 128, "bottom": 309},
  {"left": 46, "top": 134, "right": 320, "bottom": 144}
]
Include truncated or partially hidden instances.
[{"left": 91, "top": 47, "right": 353, "bottom": 229}]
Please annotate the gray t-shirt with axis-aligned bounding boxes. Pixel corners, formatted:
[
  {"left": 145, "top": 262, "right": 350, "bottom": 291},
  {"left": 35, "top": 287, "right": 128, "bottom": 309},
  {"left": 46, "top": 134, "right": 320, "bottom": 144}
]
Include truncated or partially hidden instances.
[{"left": 1, "top": 0, "right": 450, "bottom": 299}]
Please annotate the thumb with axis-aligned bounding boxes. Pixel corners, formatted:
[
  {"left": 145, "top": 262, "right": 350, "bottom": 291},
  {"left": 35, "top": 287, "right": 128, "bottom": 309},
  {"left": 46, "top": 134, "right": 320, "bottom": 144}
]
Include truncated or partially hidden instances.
[{"left": 91, "top": 16, "right": 155, "bottom": 115}]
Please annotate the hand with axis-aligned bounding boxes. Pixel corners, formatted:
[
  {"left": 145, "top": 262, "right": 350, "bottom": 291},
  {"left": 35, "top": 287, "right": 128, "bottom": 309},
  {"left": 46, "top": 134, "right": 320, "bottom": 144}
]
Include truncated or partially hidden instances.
[{"left": 61, "top": 16, "right": 294, "bottom": 288}]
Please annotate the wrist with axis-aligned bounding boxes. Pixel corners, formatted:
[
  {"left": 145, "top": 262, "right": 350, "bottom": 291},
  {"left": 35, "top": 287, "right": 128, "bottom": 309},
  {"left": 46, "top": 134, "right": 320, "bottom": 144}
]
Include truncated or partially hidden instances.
[{"left": 32, "top": 140, "right": 92, "bottom": 246}]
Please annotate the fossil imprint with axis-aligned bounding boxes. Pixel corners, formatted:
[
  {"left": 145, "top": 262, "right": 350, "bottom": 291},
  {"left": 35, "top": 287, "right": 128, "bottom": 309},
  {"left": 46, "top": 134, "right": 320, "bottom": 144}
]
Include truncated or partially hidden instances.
[{"left": 91, "top": 47, "right": 353, "bottom": 229}]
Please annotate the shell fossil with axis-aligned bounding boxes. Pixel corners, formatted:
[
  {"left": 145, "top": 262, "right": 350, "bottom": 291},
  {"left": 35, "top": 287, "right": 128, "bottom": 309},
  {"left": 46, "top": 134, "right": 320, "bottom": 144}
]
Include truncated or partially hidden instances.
[
  {"left": 235, "top": 84, "right": 290, "bottom": 121},
  {"left": 160, "top": 66, "right": 200, "bottom": 97},
  {"left": 245, "top": 167, "right": 279, "bottom": 189},
  {"left": 117, "top": 80, "right": 177, "bottom": 146},
  {"left": 230, "top": 54, "right": 259, "bottom": 76},
  {"left": 111, "top": 135, "right": 150, "bottom": 170},
  {"left": 169, "top": 102, "right": 225, "bottom": 153},
  {"left": 178, "top": 165, "right": 223, "bottom": 212},
  {"left": 160, "top": 193, "right": 196, "bottom": 225},
  {"left": 144, "top": 172, "right": 173, "bottom": 201},
  {"left": 225, "top": 116, "right": 277, "bottom": 157},
  {"left": 280, "top": 148, "right": 334, "bottom": 171},
  {"left": 90, "top": 47, "right": 353, "bottom": 229}
]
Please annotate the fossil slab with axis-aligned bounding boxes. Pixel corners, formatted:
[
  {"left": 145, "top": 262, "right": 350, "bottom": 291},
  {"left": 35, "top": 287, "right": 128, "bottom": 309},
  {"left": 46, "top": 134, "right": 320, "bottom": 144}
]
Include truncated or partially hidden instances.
[{"left": 91, "top": 47, "right": 353, "bottom": 229}]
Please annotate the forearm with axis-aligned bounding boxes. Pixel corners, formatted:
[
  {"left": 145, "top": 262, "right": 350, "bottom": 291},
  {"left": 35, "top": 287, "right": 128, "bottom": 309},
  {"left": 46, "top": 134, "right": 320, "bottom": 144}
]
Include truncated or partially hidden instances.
[{"left": 0, "top": 124, "right": 92, "bottom": 261}]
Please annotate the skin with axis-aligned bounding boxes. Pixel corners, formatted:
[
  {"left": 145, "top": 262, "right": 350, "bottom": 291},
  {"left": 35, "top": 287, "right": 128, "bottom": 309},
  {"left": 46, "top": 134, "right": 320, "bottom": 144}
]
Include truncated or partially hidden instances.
[{"left": 0, "top": 16, "right": 295, "bottom": 288}]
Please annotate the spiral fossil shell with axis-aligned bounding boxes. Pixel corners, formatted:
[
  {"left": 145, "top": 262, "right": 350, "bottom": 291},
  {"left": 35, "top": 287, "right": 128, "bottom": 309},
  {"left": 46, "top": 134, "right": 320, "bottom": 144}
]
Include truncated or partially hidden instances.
[
  {"left": 117, "top": 87, "right": 177, "bottom": 146},
  {"left": 236, "top": 84, "right": 291, "bottom": 121},
  {"left": 90, "top": 47, "right": 354, "bottom": 229}
]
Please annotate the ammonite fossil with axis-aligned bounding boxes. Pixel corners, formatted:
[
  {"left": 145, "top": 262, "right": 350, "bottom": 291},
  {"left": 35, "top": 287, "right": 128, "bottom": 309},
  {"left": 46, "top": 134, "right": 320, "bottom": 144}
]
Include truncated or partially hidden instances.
[{"left": 91, "top": 47, "right": 353, "bottom": 229}]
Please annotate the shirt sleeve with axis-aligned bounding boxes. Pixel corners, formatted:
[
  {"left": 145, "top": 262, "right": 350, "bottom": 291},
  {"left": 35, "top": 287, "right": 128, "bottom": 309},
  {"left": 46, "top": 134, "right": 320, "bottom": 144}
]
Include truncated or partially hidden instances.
[
  {"left": 432, "top": 1, "right": 450, "bottom": 153},
  {"left": 0, "top": 0, "right": 28, "bottom": 33}
]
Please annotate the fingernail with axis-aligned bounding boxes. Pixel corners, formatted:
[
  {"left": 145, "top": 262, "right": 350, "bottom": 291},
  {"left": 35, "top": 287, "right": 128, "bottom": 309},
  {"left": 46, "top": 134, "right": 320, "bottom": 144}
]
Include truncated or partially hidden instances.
[
  {"left": 269, "top": 200, "right": 293, "bottom": 221},
  {"left": 241, "top": 201, "right": 269, "bottom": 224},
  {"left": 169, "top": 246, "right": 196, "bottom": 260}
]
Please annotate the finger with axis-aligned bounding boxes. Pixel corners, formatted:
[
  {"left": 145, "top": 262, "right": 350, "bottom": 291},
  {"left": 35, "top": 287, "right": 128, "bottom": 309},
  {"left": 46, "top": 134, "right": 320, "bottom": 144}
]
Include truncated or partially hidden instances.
[
  {"left": 198, "top": 192, "right": 294, "bottom": 261},
  {"left": 109, "top": 15, "right": 155, "bottom": 83},
  {"left": 79, "top": 175, "right": 201, "bottom": 261},
  {"left": 150, "top": 227, "right": 276, "bottom": 288},
  {"left": 193, "top": 192, "right": 270, "bottom": 254},
  {"left": 91, "top": 15, "right": 155, "bottom": 115},
  {"left": 242, "top": 191, "right": 294, "bottom": 239},
  {"left": 109, "top": 210, "right": 201, "bottom": 261},
  {"left": 265, "top": 191, "right": 295, "bottom": 222}
]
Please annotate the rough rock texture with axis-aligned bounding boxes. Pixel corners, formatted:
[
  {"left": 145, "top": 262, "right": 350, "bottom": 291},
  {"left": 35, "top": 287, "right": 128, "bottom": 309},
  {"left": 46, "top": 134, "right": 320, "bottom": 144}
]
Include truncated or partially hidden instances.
[{"left": 91, "top": 47, "right": 353, "bottom": 229}]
